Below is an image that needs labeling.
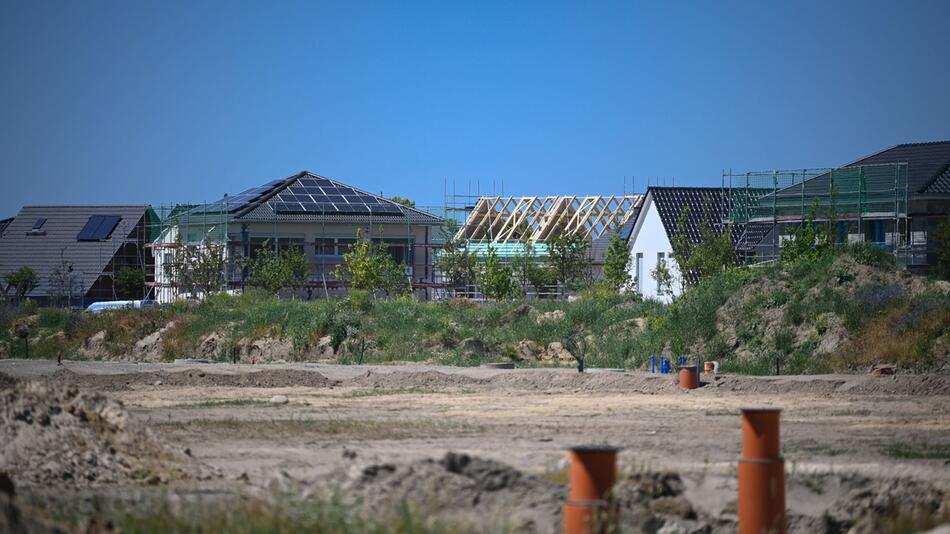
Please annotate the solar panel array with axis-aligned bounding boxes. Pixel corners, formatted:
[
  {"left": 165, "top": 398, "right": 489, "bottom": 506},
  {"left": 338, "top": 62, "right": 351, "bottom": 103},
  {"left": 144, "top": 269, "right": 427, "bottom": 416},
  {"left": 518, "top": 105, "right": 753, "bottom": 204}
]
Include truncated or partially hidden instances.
[
  {"left": 76, "top": 215, "right": 121, "bottom": 241},
  {"left": 267, "top": 176, "right": 406, "bottom": 216},
  {"left": 219, "top": 179, "right": 285, "bottom": 212}
]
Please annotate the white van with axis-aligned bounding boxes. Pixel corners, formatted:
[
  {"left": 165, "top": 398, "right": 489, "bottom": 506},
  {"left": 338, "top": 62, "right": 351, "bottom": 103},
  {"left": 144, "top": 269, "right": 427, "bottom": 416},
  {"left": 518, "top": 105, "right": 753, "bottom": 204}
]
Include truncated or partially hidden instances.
[{"left": 84, "top": 300, "right": 157, "bottom": 314}]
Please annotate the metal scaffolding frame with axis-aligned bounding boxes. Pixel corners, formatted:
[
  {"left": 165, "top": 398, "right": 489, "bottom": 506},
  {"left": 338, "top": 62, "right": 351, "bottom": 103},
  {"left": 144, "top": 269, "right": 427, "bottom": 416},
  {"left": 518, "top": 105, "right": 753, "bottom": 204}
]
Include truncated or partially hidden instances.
[{"left": 723, "top": 162, "right": 910, "bottom": 262}]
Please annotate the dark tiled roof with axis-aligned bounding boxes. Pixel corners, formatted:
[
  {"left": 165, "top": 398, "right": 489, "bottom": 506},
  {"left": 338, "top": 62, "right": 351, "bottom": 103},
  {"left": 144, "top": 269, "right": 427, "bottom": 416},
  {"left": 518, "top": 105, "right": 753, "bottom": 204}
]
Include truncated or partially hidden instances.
[
  {"left": 646, "top": 187, "right": 741, "bottom": 284},
  {"left": 0, "top": 218, "right": 12, "bottom": 238},
  {"left": 924, "top": 166, "right": 950, "bottom": 194},
  {"left": 844, "top": 140, "right": 950, "bottom": 194},
  {"left": 220, "top": 171, "right": 443, "bottom": 225},
  {"left": 0, "top": 205, "right": 149, "bottom": 299},
  {"left": 649, "top": 187, "right": 738, "bottom": 246}
]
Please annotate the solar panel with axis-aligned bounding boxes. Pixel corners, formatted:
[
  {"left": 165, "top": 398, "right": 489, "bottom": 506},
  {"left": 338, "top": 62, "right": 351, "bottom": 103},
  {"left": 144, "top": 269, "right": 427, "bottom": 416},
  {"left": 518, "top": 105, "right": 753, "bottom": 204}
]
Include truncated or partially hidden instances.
[{"left": 77, "top": 215, "right": 121, "bottom": 241}]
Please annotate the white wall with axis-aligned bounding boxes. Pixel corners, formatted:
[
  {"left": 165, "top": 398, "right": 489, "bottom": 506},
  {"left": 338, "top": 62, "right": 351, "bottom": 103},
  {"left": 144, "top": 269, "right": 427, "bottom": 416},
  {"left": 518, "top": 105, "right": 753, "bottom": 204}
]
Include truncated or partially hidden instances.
[{"left": 626, "top": 193, "right": 681, "bottom": 302}]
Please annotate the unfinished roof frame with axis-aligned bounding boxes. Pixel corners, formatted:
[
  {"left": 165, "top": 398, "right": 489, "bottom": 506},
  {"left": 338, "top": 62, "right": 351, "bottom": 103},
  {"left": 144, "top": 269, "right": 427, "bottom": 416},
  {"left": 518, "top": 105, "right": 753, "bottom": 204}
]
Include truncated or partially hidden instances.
[{"left": 456, "top": 195, "right": 643, "bottom": 244}]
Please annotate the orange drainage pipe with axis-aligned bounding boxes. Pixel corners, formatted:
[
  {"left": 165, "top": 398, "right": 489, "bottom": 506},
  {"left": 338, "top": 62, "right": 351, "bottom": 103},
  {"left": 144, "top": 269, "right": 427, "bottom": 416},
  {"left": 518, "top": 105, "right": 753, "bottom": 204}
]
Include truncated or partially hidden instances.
[
  {"left": 679, "top": 366, "right": 698, "bottom": 390},
  {"left": 563, "top": 446, "right": 618, "bottom": 534},
  {"left": 738, "top": 408, "right": 785, "bottom": 534}
]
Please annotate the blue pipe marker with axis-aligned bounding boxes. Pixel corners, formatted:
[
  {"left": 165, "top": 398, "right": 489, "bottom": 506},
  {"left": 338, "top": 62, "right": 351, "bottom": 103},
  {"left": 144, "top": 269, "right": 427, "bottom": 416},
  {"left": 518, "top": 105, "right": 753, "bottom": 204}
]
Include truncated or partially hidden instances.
[{"left": 650, "top": 354, "right": 656, "bottom": 373}]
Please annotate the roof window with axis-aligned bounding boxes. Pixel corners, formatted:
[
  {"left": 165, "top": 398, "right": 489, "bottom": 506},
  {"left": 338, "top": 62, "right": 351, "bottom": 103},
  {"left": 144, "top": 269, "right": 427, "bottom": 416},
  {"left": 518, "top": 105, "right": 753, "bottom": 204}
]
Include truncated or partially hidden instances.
[{"left": 77, "top": 215, "right": 121, "bottom": 241}]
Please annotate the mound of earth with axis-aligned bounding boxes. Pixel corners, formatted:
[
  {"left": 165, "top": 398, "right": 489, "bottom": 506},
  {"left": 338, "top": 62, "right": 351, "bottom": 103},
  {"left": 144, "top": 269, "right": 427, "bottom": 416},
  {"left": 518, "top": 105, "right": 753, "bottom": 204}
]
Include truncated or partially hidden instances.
[
  {"left": 330, "top": 452, "right": 564, "bottom": 532},
  {"left": 0, "top": 381, "right": 213, "bottom": 487},
  {"left": 44, "top": 368, "right": 337, "bottom": 391},
  {"left": 329, "top": 452, "right": 730, "bottom": 533},
  {"left": 344, "top": 370, "right": 486, "bottom": 389},
  {"left": 0, "top": 372, "right": 16, "bottom": 390}
]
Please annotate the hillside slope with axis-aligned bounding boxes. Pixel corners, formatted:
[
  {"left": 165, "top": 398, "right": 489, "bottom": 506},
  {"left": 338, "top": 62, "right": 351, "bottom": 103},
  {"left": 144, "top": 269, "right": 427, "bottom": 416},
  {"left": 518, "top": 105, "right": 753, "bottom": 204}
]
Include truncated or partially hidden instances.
[{"left": 2, "top": 248, "right": 948, "bottom": 374}]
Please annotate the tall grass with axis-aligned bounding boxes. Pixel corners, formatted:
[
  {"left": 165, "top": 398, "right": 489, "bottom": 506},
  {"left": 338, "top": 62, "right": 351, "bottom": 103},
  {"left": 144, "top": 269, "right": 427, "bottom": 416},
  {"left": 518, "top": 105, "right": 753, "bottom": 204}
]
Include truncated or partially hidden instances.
[{"left": 2, "top": 248, "right": 944, "bottom": 373}]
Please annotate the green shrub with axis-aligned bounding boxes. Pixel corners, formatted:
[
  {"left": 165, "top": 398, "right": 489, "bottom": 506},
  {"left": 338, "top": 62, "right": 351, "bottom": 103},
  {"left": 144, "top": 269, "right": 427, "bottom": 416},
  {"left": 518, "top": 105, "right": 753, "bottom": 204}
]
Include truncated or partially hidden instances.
[{"left": 845, "top": 242, "right": 897, "bottom": 269}]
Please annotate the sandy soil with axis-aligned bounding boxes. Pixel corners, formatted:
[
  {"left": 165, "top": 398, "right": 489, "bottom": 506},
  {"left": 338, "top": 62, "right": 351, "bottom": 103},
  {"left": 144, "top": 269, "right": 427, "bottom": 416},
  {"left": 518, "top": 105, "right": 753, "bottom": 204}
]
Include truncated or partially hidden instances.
[{"left": 2, "top": 359, "right": 949, "bottom": 532}]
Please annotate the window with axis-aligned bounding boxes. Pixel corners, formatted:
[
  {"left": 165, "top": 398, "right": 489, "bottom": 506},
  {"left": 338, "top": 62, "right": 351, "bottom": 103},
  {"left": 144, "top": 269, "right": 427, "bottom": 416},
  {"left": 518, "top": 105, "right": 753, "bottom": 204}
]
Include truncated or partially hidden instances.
[
  {"left": 336, "top": 239, "right": 356, "bottom": 255},
  {"left": 315, "top": 238, "right": 336, "bottom": 255},
  {"left": 635, "top": 252, "right": 643, "bottom": 293},
  {"left": 77, "top": 215, "right": 121, "bottom": 241},
  {"left": 656, "top": 253, "right": 665, "bottom": 293},
  {"left": 32, "top": 218, "right": 47, "bottom": 230}
]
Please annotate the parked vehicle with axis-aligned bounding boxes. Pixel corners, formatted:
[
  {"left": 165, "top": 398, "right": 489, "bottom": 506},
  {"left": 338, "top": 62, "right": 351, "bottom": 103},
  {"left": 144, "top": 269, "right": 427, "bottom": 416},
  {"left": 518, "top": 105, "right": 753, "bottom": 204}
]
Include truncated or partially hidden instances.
[{"left": 84, "top": 300, "right": 157, "bottom": 314}]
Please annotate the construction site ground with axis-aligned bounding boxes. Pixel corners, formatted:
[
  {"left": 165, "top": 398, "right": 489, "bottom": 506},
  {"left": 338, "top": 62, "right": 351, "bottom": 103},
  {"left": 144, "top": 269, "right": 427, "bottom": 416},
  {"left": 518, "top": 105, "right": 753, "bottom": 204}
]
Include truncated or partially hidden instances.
[{"left": 2, "top": 359, "right": 949, "bottom": 532}]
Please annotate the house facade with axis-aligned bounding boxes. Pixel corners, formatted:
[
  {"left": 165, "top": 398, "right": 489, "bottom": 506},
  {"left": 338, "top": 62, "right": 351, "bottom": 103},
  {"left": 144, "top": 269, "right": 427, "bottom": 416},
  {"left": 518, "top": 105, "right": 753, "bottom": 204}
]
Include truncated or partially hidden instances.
[
  {"left": 626, "top": 187, "right": 733, "bottom": 302},
  {"left": 153, "top": 171, "right": 444, "bottom": 302}
]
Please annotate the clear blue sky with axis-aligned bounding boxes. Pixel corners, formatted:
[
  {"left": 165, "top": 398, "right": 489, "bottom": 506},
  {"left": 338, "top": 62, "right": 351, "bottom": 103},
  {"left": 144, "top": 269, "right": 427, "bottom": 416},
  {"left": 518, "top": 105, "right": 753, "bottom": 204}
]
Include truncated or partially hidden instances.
[{"left": 2, "top": 0, "right": 948, "bottom": 215}]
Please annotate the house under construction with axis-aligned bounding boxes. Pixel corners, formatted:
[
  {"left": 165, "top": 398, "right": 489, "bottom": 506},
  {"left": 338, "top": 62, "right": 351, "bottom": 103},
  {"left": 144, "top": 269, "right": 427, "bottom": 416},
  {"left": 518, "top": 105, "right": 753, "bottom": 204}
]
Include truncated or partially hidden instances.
[
  {"left": 453, "top": 194, "right": 644, "bottom": 275},
  {"left": 725, "top": 140, "right": 950, "bottom": 271},
  {"left": 150, "top": 171, "right": 445, "bottom": 302}
]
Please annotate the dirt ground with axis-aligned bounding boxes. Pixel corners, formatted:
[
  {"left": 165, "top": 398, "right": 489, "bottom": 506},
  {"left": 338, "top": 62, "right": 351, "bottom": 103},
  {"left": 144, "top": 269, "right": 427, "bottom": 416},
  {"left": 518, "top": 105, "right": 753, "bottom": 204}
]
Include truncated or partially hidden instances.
[{"left": 2, "top": 359, "right": 950, "bottom": 533}]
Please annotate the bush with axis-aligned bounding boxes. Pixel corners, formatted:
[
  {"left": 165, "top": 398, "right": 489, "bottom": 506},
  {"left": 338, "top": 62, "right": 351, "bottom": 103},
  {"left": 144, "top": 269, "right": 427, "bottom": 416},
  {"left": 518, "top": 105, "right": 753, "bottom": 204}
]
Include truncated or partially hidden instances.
[{"left": 845, "top": 242, "right": 896, "bottom": 269}]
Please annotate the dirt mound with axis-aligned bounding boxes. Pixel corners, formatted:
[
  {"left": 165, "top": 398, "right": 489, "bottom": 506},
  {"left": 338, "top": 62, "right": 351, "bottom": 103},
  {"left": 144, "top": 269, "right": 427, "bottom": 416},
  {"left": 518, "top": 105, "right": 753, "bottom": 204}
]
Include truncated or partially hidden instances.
[
  {"left": 332, "top": 452, "right": 564, "bottom": 532},
  {"left": 0, "top": 372, "right": 16, "bottom": 390},
  {"left": 45, "top": 368, "right": 337, "bottom": 391},
  {"left": 786, "top": 473, "right": 950, "bottom": 533},
  {"left": 487, "top": 371, "right": 679, "bottom": 393},
  {"left": 331, "top": 454, "right": 727, "bottom": 533},
  {"left": 344, "top": 370, "right": 486, "bottom": 389},
  {"left": 0, "top": 382, "right": 212, "bottom": 487},
  {"left": 705, "top": 373, "right": 950, "bottom": 397}
]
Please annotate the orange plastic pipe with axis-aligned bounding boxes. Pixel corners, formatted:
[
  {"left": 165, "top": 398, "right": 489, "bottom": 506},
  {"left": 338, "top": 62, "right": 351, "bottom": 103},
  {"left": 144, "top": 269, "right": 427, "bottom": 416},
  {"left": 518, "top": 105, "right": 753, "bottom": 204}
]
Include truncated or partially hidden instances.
[
  {"left": 563, "top": 446, "right": 617, "bottom": 534},
  {"left": 738, "top": 459, "right": 786, "bottom": 534},
  {"left": 738, "top": 408, "right": 785, "bottom": 534},
  {"left": 741, "top": 408, "right": 781, "bottom": 460},
  {"left": 679, "top": 367, "right": 698, "bottom": 389}
]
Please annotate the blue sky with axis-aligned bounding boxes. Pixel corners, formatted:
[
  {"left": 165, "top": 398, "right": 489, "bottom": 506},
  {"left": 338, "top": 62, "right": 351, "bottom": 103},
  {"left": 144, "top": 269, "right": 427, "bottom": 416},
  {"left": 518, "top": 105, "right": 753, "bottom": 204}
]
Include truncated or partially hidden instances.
[{"left": 1, "top": 0, "right": 948, "bottom": 215}]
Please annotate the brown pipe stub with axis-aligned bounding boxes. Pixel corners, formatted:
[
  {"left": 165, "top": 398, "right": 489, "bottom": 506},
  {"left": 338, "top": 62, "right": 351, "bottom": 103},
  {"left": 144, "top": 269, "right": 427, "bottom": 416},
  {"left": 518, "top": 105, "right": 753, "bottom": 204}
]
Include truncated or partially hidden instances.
[
  {"left": 741, "top": 408, "right": 781, "bottom": 460},
  {"left": 564, "top": 447, "right": 618, "bottom": 534},
  {"left": 737, "top": 459, "right": 786, "bottom": 534},
  {"left": 679, "top": 367, "right": 698, "bottom": 389},
  {"left": 567, "top": 448, "right": 617, "bottom": 501},
  {"left": 563, "top": 501, "right": 618, "bottom": 534}
]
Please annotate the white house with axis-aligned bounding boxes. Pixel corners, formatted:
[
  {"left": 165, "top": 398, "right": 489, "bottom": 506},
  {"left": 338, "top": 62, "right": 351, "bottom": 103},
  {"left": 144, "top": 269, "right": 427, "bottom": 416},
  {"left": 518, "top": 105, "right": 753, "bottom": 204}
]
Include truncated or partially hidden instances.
[{"left": 626, "top": 187, "right": 734, "bottom": 302}]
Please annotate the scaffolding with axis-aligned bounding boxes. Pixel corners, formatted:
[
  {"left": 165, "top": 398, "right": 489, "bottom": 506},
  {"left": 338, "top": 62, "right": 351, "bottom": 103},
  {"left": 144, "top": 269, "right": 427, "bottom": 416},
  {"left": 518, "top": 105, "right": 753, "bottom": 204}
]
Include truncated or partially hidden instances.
[
  {"left": 723, "top": 163, "right": 910, "bottom": 262},
  {"left": 437, "top": 177, "right": 644, "bottom": 299},
  {"left": 146, "top": 199, "right": 446, "bottom": 302}
]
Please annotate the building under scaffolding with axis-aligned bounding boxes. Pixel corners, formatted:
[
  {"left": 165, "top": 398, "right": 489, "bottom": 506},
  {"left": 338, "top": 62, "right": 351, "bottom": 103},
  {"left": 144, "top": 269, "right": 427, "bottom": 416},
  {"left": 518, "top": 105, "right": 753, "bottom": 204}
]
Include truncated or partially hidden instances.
[
  {"left": 0, "top": 205, "right": 157, "bottom": 307},
  {"left": 149, "top": 171, "right": 445, "bottom": 302},
  {"left": 724, "top": 163, "right": 910, "bottom": 262}
]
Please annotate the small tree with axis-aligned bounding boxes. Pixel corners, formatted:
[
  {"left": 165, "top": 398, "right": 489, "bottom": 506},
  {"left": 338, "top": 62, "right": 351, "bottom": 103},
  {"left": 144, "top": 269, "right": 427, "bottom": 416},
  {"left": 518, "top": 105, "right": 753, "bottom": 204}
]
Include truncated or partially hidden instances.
[
  {"left": 547, "top": 231, "right": 591, "bottom": 292},
  {"left": 670, "top": 205, "right": 735, "bottom": 289},
  {"left": 510, "top": 238, "right": 536, "bottom": 296},
  {"left": 603, "top": 234, "right": 632, "bottom": 291},
  {"left": 389, "top": 196, "right": 416, "bottom": 208},
  {"left": 3, "top": 267, "right": 39, "bottom": 304},
  {"left": 171, "top": 238, "right": 227, "bottom": 297},
  {"left": 48, "top": 251, "right": 81, "bottom": 307},
  {"left": 115, "top": 267, "right": 146, "bottom": 299},
  {"left": 526, "top": 263, "right": 557, "bottom": 297},
  {"left": 651, "top": 258, "right": 676, "bottom": 300},
  {"left": 479, "top": 246, "right": 516, "bottom": 300},
  {"left": 335, "top": 230, "right": 409, "bottom": 296},
  {"left": 435, "top": 220, "right": 477, "bottom": 293},
  {"left": 781, "top": 201, "right": 831, "bottom": 264},
  {"left": 246, "top": 240, "right": 310, "bottom": 295},
  {"left": 933, "top": 213, "right": 950, "bottom": 281}
]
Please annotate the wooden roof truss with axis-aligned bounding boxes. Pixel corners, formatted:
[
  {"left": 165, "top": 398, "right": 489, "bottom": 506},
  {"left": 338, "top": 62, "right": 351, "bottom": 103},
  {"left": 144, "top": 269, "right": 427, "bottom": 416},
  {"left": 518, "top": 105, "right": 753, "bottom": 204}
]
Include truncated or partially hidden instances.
[{"left": 457, "top": 195, "right": 643, "bottom": 243}]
